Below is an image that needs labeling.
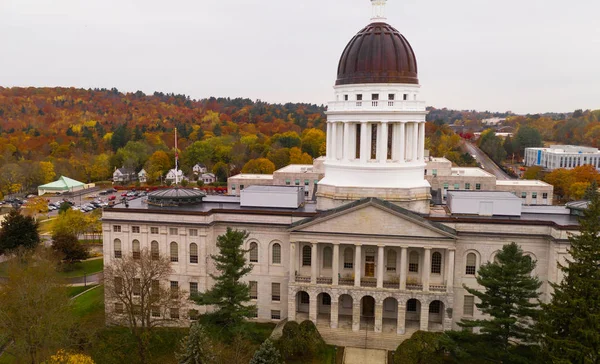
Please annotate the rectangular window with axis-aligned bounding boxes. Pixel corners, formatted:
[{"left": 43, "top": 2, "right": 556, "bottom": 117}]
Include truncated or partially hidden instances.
[
  {"left": 189, "top": 229, "right": 198, "bottom": 236},
  {"left": 190, "top": 282, "right": 198, "bottom": 296},
  {"left": 443, "top": 183, "right": 449, "bottom": 190},
  {"left": 314, "top": 180, "right": 319, "bottom": 185},
  {"left": 152, "top": 306, "right": 160, "bottom": 317},
  {"left": 169, "top": 228, "right": 178, "bottom": 235},
  {"left": 465, "top": 183, "right": 471, "bottom": 190},
  {"left": 113, "top": 225, "right": 121, "bottom": 233},
  {"left": 133, "top": 278, "right": 141, "bottom": 296},
  {"left": 271, "top": 283, "right": 281, "bottom": 302},
  {"left": 475, "top": 183, "right": 481, "bottom": 190},
  {"left": 249, "top": 281, "right": 258, "bottom": 300},
  {"left": 152, "top": 280, "right": 160, "bottom": 299},
  {"left": 532, "top": 192, "right": 537, "bottom": 199},
  {"left": 285, "top": 179, "right": 290, "bottom": 185},
  {"left": 232, "top": 184, "right": 236, "bottom": 190},
  {"left": 387, "top": 123, "right": 393, "bottom": 160},
  {"left": 304, "top": 179, "right": 309, "bottom": 186},
  {"left": 454, "top": 183, "right": 460, "bottom": 190},
  {"left": 271, "top": 310, "right": 281, "bottom": 320},
  {"left": 388, "top": 94, "right": 395, "bottom": 100},
  {"left": 115, "top": 277, "right": 123, "bottom": 294},
  {"left": 432, "top": 169, "right": 437, "bottom": 177},
  {"left": 344, "top": 94, "right": 348, "bottom": 101},
  {"left": 115, "top": 303, "right": 124, "bottom": 314},
  {"left": 240, "top": 184, "right": 244, "bottom": 190},
  {"left": 355, "top": 124, "right": 361, "bottom": 158},
  {"left": 464, "top": 296, "right": 475, "bottom": 316},
  {"left": 132, "top": 226, "right": 140, "bottom": 234},
  {"left": 521, "top": 192, "right": 527, "bottom": 199},
  {"left": 371, "top": 124, "right": 377, "bottom": 159},
  {"left": 170, "top": 308, "right": 180, "bottom": 319},
  {"left": 170, "top": 281, "right": 179, "bottom": 299},
  {"left": 356, "top": 94, "right": 363, "bottom": 101},
  {"left": 371, "top": 93, "right": 379, "bottom": 100},
  {"left": 403, "top": 94, "right": 408, "bottom": 101},
  {"left": 150, "top": 227, "right": 159, "bottom": 234},
  {"left": 189, "top": 309, "right": 199, "bottom": 321},
  {"left": 304, "top": 190, "right": 309, "bottom": 197},
  {"left": 543, "top": 193, "right": 548, "bottom": 199}
]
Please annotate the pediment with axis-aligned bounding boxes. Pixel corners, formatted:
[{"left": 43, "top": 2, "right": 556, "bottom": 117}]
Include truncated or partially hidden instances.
[{"left": 290, "top": 198, "right": 456, "bottom": 239}]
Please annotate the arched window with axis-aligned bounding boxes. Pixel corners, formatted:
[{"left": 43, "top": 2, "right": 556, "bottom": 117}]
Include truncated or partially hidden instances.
[
  {"left": 466, "top": 253, "right": 476, "bottom": 275},
  {"left": 431, "top": 252, "right": 442, "bottom": 274},
  {"left": 249, "top": 242, "right": 258, "bottom": 263},
  {"left": 272, "top": 243, "right": 281, "bottom": 264},
  {"left": 190, "top": 243, "right": 198, "bottom": 264},
  {"left": 302, "top": 245, "right": 312, "bottom": 266},
  {"left": 343, "top": 248, "right": 353, "bottom": 269},
  {"left": 170, "top": 242, "right": 178, "bottom": 262},
  {"left": 322, "top": 247, "right": 332, "bottom": 268},
  {"left": 114, "top": 239, "right": 122, "bottom": 258},
  {"left": 386, "top": 250, "right": 397, "bottom": 272},
  {"left": 408, "top": 251, "right": 419, "bottom": 272},
  {"left": 151, "top": 241, "right": 159, "bottom": 260},
  {"left": 132, "top": 240, "right": 140, "bottom": 260}
]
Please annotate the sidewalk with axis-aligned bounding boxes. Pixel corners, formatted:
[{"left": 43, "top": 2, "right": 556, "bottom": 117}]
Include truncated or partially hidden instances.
[{"left": 343, "top": 347, "right": 386, "bottom": 364}]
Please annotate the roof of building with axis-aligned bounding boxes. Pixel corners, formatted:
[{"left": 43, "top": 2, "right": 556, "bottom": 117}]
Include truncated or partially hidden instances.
[
  {"left": 336, "top": 22, "right": 418, "bottom": 86},
  {"left": 274, "top": 164, "right": 315, "bottom": 174},
  {"left": 527, "top": 145, "right": 599, "bottom": 154},
  {"left": 496, "top": 180, "right": 551, "bottom": 187},
  {"left": 147, "top": 187, "right": 205, "bottom": 206},
  {"left": 243, "top": 185, "right": 303, "bottom": 194},
  {"left": 229, "top": 174, "right": 274, "bottom": 180},
  {"left": 447, "top": 191, "right": 518, "bottom": 199},
  {"left": 451, "top": 168, "right": 495, "bottom": 177},
  {"left": 39, "top": 176, "right": 85, "bottom": 190}
]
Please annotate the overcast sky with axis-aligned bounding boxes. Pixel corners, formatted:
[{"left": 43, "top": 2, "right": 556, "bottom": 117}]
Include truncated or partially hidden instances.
[{"left": 1, "top": 0, "right": 599, "bottom": 114}]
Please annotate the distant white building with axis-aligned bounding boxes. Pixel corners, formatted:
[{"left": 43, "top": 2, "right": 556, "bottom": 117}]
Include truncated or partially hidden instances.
[
  {"left": 481, "top": 117, "right": 505, "bottom": 125},
  {"left": 113, "top": 167, "right": 136, "bottom": 184},
  {"left": 525, "top": 145, "right": 600, "bottom": 171},
  {"left": 138, "top": 169, "right": 147, "bottom": 184},
  {"left": 199, "top": 173, "right": 216, "bottom": 185},
  {"left": 165, "top": 169, "right": 187, "bottom": 184},
  {"left": 193, "top": 164, "right": 208, "bottom": 175}
]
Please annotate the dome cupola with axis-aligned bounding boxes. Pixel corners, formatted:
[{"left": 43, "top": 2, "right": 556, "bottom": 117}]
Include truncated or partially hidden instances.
[{"left": 336, "top": 0, "right": 418, "bottom": 86}]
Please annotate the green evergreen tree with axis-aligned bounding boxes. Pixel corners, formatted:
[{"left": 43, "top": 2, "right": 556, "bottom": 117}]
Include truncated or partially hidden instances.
[
  {"left": 51, "top": 231, "right": 89, "bottom": 265},
  {"left": 539, "top": 189, "right": 600, "bottom": 363},
  {"left": 458, "top": 242, "right": 541, "bottom": 362},
  {"left": 176, "top": 323, "right": 215, "bottom": 364},
  {"left": 193, "top": 228, "right": 255, "bottom": 332},
  {"left": 249, "top": 339, "right": 283, "bottom": 364},
  {"left": 0, "top": 208, "right": 40, "bottom": 255}
]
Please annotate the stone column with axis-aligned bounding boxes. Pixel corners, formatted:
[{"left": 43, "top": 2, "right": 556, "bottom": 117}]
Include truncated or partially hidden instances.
[
  {"left": 400, "top": 246, "right": 408, "bottom": 290},
  {"left": 352, "top": 303, "right": 361, "bottom": 332},
  {"left": 331, "top": 122, "right": 338, "bottom": 160},
  {"left": 420, "top": 301, "right": 429, "bottom": 331},
  {"left": 379, "top": 121, "right": 388, "bottom": 163},
  {"left": 423, "top": 247, "right": 431, "bottom": 292},
  {"left": 413, "top": 122, "right": 419, "bottom": 162},
  {"left": 354, "top": 244, "right": 362, "bottom": 287},
  {"left": 343, "top": 122, "right": 351, "bottom": 161},
  {"left": 447, "top": 248, "right": 455, "bottom": 293},
  {"left": 397, "top": 301, "right": 406, "bottom": 334},
  {"left": 332, "top": 243, "right": 340, "bottom": 286},
  {"left": 360, "top": 122, "right": 368, "bottom": 162},
  {"left": 288, "top": 291, "right": 296, "bottom": 321},
  {"left": 311, "top": 242, "right": 318, "bottom": 284},
  {"left": 374, "top": 302, "right": 383, "bottom": 333},
  {"left": 330, "top": 299, "right": 339, "bottom": 329},
  {"left": 399, "top": 123, "right": 406, "bottom": 162},
  {"left": 289, "top": 242, "right": 296, "bottom": 283},
  {"left": 309, "top": 293, "right": 318, "bottom": 323},
  {"left": 418, "top": 122, "right": 425, "bottom": 161},
  {"left": 326, "top": 123, "right": 332, "bottom": 159},
  {"left": 377, "top": 244, "right": 385, "bottom": 288}
]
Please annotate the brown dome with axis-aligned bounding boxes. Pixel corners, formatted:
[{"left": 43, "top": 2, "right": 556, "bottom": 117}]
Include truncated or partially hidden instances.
[{"left": 336, "top": 22, "right": 418, "bottom": 86}]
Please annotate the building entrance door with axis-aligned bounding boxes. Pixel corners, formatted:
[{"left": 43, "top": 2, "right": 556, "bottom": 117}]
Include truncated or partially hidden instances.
[{"left": 365, "top": 255, "right": 375, "bottom": 277}]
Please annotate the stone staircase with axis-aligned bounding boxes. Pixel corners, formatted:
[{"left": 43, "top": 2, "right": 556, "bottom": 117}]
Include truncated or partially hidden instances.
[{"left": 316, "top": 324, "right": 415, "bottom": 351}]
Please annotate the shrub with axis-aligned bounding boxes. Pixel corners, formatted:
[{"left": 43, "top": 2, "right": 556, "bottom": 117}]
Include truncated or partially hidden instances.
[
  {"left": 276, "top": 320, "right": 325, "bottom": 361},
  {"left": 394, "top": 331, "right": 447, "bottom": 364}
]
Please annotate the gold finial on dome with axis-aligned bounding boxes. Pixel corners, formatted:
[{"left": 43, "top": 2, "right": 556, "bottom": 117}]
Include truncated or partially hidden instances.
[{"left": 371, "top": 0, "right": 387, "bottom": 22}]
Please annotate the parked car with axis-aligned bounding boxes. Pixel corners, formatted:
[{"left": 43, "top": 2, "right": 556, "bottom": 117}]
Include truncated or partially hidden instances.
[{"left": 108, "top": 195, "right": 116, "bottom": 201}]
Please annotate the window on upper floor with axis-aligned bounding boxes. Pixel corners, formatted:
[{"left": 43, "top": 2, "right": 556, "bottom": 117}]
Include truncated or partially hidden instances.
[
  {"left": 132, "top": 226, "right": 140, "bottom": 234},
  {"left": 132, "top": 240, "right": 140, "bottom": 260},
  {"left": 344, "top": 247, "right": 354, "bottom": 269},
  {"left": 272, "top": 283, "right": 281, "bottom": 302},
  {"left": 465, "top": 253, "right": 477, "bottom": 275},
  {"left": 302, "top": 245, "right": 311, "bottom": 266},
  {"left": 249, "top": 242, "right": 258, "bottom": 263},
  {"left": 431, "top": 252, "right": 442, "bottom": 274},
  {"left": 190, "top": 243, "right": 198, "bottom": 264},
  {"left": 170, "top": 242, "right": 178, "bottom": 262},
  {"left": 113, "top": 225, "right": 121, "bottom": 233},
  {"left": 387, "top": 250, "right": 397, "bottom": 272},
  {"left": 272, "top": 243, "right": 281, "bottom": 264},
  {"left": 409, "top": 251, "right": 419, "bottom": 273},
  {"left": 322, "top": 247, "right": 332, "bottom": 268},
  {"left": 249, "top": 281, "right": 258, "bottom": 300},
  {"left": 114, "top": 239, "right": 122, "bottom": 259}
]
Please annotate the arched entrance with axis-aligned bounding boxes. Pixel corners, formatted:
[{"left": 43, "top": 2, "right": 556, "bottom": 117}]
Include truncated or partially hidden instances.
[
  {"left": 405, "top": 298, "right": 421, "bottom": 330},
  {"left": 295, "top": 291, "right": 310, "bottom": 321},
  {"left": 360, "top": 295, "right": 376, "bottom": 331},
  {"left": 338, "top": 294, "right": 353, "bottom": 330},
  {"left": 382, "top": 297, "right": 398, "bottom": 333},
  {"left": 428, "top": 300, "right": 445, "bottom": 331},
  {"left": 316, "top": 292, "right": 331, "bottom": 326}
]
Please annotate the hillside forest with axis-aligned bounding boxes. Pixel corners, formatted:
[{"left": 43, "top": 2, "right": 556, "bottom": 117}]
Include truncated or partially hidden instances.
[{"left": 0, "top": 87, "right": 599, "bottom": 200}]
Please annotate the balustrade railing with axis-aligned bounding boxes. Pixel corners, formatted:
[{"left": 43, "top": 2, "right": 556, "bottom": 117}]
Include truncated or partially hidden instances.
[
  {"left": 296, "top": 276, "right": 310, "bottom": 283},
  {"left": 316, "top": 277, "right": 332, "bottom": 285},
  {"left": 406, "top": 283, "right": 423, "bottom": 291},
  {"left": 383, "top": 281, "right": 399, "bottom": 289},
  {"left": 430, "top": 285, "right": 447, "bottom": 292},
  {"left": 339, "top": 278, "right": 354, "bottom": 286},
  {"left": 360, "top": 278, "right": 377, "bottom": 288}
]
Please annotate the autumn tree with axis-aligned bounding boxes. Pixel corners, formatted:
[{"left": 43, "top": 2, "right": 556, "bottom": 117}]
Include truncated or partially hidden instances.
[
  {"left": 513, "top": 125, "right": 543, "bottom": 157},
  {"left": 51, "top": 231, "right": 89, "bottom": 265},
  {"left": 39, "top": 161, "right": 56, "bottom": 184},
  {"left": 289, "top": 147, "right": 313, "bottom": 164},
  {"left": 104, "top": 248, "right": 190, "bottom": 364},
  {"left": 0, "top": 248, "right": 75, "bottom": 363},
  {"left": 241, "top": 158, "right": 275, "bottom": 174},
  {"left": 145, "top": 150, "right": 172, "bottom": 183},
  {"left": 300, "top": 128, "right": 326, "bottom": 157},
  {"left": 0, "top": 208, "right": 40, "bottom": 255},
  {"left": 193, "top": 228, "right": 255, "bottom": 334}
]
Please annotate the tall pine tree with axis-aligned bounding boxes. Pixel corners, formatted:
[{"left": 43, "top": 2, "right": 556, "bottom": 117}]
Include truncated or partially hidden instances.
[
  {"left": 193, "top": 228, "right": 255, "bottom": 332},
  {"left": 0, "top": 207, "right": 40, "bottom": 255},
  {"left": 540, "top": 190, "right": 600, "bottom": 363},
  {"left": 458, "top": 242, "right": 541, "bottom": 362},
  {"left": 249, "top": 339, "right": 283, "bottom": 364}
]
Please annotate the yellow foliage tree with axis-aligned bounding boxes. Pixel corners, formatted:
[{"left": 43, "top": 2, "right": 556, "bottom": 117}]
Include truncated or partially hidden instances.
[
  {"left": 289, "top": 147, "right": 313, "bottom": 164},
  {"left": 241, "top": 158, "right": 275, "bottom": 174},
  {"left": 47, "top": 349, "right": 95, "bottom": 364},
  {"left": 39, "top": 161, "right": 56, "bottom": 184}
]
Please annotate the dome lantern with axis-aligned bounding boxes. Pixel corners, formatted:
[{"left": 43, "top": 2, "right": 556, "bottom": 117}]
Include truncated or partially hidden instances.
[{"left": 371, "top": 0, "right": 387, "bottom": 22}]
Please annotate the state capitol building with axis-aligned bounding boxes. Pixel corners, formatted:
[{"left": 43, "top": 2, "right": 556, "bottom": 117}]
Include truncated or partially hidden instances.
[{"left": 102, "top": 0, "right": 574, "bottom": 349}]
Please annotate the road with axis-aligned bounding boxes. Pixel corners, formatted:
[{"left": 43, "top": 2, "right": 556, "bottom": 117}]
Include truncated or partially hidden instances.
[{"left": 463, "top": 141, "right": 513, "bottom": 180}]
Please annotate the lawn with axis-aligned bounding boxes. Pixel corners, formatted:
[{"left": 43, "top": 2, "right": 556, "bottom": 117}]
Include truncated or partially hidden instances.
[
  {"left": 286, "top": 345, "right": 338, "bottom": 364},
  {"left": 58, "top": 258, "right": 103, "bottom": 278},
  {"left": 72, "top": 285, "right": 104, "bottom": 318},
  {"left": 67, "top": 284, "right": 97, "bottom": 298}
]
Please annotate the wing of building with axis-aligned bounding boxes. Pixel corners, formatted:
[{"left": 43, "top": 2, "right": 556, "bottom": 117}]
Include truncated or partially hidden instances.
[{"left": 102, "top": 0, "right": 568, "bottom": 349}]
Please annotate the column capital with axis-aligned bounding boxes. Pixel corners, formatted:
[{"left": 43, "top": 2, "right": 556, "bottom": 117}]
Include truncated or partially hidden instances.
[
  {"left": 400, "top": 245, "right": 409, "bottom": 249},
  {"left": 447, "top": 247, "right": 456, "bottom": 252},
  {"left": 424, "top": 246, "right": 432, "bottom": 250},
  {"left": 381, "top": 120, "right": 389, "bottom": 124},
  {"left": 311, "top": 241, "right": 318, "bottom": 246},
  {"left": 354, "top": 243, "right": 362, "bottom": 247},
  {"left": 377, "top": 244, "right": 385, "bottom": 248},
  {"left": 332, "top": 241, "right": 341, "bottom": 246}
]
